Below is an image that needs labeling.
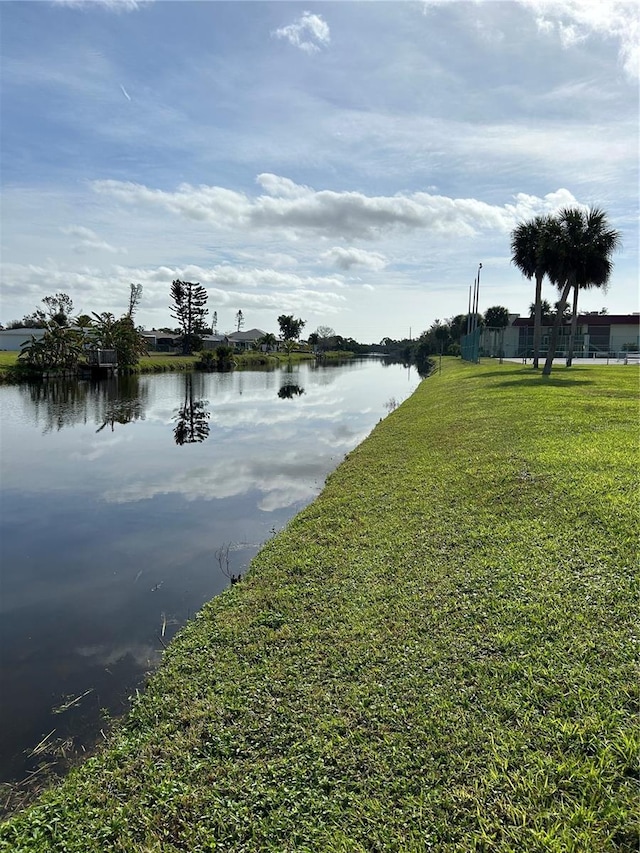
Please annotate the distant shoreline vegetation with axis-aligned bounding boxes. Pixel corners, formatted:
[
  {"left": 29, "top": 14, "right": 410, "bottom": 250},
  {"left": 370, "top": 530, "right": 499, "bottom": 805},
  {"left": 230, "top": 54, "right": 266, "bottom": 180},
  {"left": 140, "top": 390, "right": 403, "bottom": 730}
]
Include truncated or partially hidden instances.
[{"left": 0, "top": 349, "right": 364, "bottom": 383}]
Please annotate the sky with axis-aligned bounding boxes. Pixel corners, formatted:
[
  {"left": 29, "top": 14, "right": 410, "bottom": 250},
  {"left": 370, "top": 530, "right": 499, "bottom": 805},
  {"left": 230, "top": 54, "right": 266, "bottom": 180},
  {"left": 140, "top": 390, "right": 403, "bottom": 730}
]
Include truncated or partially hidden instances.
[{"left": 1, "top": 0, "right": 638, "bottom": 342}]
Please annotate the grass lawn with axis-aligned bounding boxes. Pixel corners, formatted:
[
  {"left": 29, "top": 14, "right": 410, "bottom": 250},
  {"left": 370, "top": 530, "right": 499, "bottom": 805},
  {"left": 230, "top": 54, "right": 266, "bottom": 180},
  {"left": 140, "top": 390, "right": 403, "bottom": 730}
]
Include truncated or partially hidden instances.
[{"left": 1, "top": 360, "right": 638, "bottom": 852}]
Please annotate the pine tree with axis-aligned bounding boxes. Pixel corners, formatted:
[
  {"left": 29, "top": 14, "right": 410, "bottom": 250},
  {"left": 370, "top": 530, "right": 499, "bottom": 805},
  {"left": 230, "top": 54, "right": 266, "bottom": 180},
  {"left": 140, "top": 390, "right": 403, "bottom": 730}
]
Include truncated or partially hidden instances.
[{"left": 170, "top": 280, "right": 209, "bottom": 355}]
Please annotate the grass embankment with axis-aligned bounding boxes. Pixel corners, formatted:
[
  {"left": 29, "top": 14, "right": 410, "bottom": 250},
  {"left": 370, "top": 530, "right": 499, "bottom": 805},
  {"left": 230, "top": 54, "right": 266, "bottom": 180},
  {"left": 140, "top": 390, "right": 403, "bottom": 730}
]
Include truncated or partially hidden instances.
[
  {"left": 2, "top": 360, "right": 638, "bottom": 851},
  {"left": 0, "top": 351, "right": 317, "bottom": 381}
]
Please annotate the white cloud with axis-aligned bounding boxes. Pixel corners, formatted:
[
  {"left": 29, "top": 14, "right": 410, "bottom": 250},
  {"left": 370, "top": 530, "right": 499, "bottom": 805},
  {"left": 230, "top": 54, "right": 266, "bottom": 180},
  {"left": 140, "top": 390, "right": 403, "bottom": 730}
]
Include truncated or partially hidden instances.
[
  {"left": 272, "top": 11, "right": 331, "bottom": 54},
  {"left": 53, "top": 0, "right": 150, "bottom": 11},
  {"left": 321, "top": 247, "right": 388, "bottom": 271},
  {"left": 60, "top": 225, "right": 124, "bottom": 254},
  {"left": 103, "top": 446, "right": 335, "bottom": 511},
  {"left": 425, "top": 0, "right": 638, "bottom": 78},
  {"left": 523, "top": 0, "right": 640, "bottom": 78},
  {"left": 92, "top": 174, "right": 584, "bottom": 242}
]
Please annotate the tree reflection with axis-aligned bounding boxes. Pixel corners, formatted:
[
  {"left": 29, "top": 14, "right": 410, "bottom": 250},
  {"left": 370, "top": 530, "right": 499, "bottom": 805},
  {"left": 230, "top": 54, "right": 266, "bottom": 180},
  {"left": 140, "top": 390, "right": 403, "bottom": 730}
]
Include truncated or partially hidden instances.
[
  {"left": 20, "top": 376, "right": 148, "bottom": 433},
  {"left": 278, "top": 383, "right": 305, "bottom": 399},
  {"left": 96, "top": 376, "right": 148, "bottom": 432},
  {"left": 173, "top": 373, "right": 211, "bottom": 445}
]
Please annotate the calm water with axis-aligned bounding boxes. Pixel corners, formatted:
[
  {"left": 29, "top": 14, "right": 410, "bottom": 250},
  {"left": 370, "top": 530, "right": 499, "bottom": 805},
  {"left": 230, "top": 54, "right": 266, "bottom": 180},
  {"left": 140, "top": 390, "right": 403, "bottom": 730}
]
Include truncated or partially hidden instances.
[{"left": 0, "top": 359, "right": 419, "bottom": 788}]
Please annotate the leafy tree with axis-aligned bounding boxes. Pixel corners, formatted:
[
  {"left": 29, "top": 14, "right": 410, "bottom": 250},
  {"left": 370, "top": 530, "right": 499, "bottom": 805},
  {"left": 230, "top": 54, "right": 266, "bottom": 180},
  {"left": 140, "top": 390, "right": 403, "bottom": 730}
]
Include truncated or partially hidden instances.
[
  {"left": 484, "top": 306, "right": 509, "bottom": 329},
  {"left": 90, "top": 313, "right": 148, "bottom": 368},
  {"left": 170, "top": 280, "right": 209, "bottom": 355},
  {"left": 277, "top": 315, "right": 306, "bottom": 354},
  {"left": 7, "top": 312, "right": 48, "bottom": 329},
  {"left": 542, "top": 207, "right": 620, "bottom": 375},
  {"left": 511, "top": 215, "right": 555, "bottom": 368},
  {"left": 127, "top": 283, "right": 143, "bottom": 319},
  {"left": 75, "top": 314, "right": 94, "bottom": 329},
  {"left": 236, "top": 310, "right": 244, "bottom": 332},
  {"left": 214, "top": 344, "right": 235, "bottom": 370},
  {"left": 41, "top": 292, "right": 74, "bottom": 327},
  {"left": 447, "top": 314, "right": 468, "bottom": 343},
  {"left": 19, "top": 324, "right": 85, "bottom": 370},
  {"left": 484, "top": 306, "right": 510, "bottom": 360},
  {"left": 7, "top": 293, "right": 76, "bottom": 330}
]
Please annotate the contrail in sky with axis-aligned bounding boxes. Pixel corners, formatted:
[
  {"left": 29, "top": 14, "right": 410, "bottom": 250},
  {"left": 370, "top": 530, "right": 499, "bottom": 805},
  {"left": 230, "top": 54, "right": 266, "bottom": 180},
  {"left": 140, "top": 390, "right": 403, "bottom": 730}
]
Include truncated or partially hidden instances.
[{"left": 120, "top": 85, "right": 131, "bottom": 101}]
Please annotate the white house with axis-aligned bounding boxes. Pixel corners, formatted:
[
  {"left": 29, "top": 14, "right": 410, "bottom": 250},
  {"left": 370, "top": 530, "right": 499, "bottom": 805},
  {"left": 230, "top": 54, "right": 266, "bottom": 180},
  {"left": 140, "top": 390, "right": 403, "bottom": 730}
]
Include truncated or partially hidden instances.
[{"left": 0, "top": 328, "right": 46, "bottom": 351}]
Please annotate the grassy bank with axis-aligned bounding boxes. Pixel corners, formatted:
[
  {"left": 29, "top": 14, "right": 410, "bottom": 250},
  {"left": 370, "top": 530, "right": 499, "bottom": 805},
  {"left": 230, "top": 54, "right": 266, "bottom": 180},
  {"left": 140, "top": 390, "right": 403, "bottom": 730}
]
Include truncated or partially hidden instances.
[
  {"left": 0, "top": 350, "right": 317, "bottom": 381},
  {"left": 1, "top": 360, "right": 638, "bottom": 851}
]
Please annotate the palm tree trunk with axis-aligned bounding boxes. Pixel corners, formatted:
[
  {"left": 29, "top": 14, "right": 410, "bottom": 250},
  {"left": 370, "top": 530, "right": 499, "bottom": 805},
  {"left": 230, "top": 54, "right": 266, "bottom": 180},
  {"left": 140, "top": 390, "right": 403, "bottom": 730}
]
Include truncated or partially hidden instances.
[
  {"left": 542, "top": 279, "right": 573, "bottom": 375},
  {"left": 532, "top": 272, "right": 543, "bottom": 369},
  {"left": 566, "top": 284, "right": 580, "bottom": 367}
]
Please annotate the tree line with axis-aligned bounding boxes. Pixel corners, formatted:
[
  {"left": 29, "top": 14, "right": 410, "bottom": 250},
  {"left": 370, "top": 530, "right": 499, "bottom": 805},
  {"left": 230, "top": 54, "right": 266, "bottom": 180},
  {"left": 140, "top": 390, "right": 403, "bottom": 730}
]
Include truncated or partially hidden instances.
[{"left": 18, "top": 287, "right": 148, "bottom": 371}]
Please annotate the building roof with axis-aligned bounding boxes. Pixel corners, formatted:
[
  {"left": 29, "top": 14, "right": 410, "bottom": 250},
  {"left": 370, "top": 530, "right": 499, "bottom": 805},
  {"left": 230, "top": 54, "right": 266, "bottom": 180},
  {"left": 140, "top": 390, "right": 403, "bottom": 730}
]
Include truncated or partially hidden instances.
[
  {"left": 227, "top": 328, "right": 267, "bottom": 341},
  {"left": 512, "top": 314, "right": 639, "bottom": 328}
]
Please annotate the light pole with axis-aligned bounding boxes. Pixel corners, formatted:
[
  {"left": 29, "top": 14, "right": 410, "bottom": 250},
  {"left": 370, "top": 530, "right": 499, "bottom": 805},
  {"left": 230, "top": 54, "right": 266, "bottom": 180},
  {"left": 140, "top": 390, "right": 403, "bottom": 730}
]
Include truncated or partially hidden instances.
[
  {"left": 475, "top": 263, "right": 482, "bottom": 326},
  {"left": 474, "top": 263, "right": 482, "bottom": 363}
]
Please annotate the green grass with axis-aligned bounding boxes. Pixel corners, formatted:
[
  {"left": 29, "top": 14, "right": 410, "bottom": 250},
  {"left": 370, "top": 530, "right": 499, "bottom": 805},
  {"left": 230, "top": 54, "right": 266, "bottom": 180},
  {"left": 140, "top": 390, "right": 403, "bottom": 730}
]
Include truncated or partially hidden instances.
[
  {"left": 136, "top": 353, "right": 198, "bottom": 372},
  {"left": 1, "top": 360, "right": 638, "bottom": 852},
  {"left": 0, "top": 351, "right": 317, "bottom": 380}
]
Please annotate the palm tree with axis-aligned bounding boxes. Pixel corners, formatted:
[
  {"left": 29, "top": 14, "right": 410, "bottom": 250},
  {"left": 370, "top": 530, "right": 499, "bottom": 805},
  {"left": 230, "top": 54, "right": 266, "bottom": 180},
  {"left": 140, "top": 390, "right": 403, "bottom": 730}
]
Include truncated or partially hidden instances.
[
  {"left": 258, "top": 332, "right": 277, "bottom": 353},
  {"left": 542, "top": 207, "right": 620, "bottom": 375},
  {"left": 510, "top": 215, "right": 555, "bottom": 368},
  {"left": 529, "top": 299, "right": 552, "bottom": 321}
]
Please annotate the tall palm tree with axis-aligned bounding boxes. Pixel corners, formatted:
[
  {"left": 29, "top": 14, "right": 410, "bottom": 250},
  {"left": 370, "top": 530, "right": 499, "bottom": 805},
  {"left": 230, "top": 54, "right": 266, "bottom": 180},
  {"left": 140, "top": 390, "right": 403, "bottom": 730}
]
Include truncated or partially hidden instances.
[
  {"left": 510, "top": 215, "right": 554, "bottom": 368},
  {"left": 542, "top": 207, "right": 621, "bottom": 375}
]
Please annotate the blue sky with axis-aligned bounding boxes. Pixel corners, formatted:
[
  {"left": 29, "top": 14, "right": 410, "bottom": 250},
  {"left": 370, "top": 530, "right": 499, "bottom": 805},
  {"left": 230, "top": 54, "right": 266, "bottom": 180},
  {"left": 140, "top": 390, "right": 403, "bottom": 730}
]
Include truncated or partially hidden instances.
[{"left": 1, "top": 0, "right": 638, "bottom": 341}]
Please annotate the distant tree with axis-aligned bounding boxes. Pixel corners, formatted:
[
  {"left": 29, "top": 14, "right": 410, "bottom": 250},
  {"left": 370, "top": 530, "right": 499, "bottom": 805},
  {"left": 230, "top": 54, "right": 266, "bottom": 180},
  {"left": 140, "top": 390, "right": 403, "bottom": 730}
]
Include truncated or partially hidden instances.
[
  {"left": 170, "top": 280, "right": 209, "bottom": 355},
  {"left": 214, "top": 344, "right": 235, "bottom": 370},
  {"left": 277, "top": 315, "right": 306, "bottom": 354},
  {"left": 235, "top": 309, "right": 244, "bottom": 332},
  {"left": 511, "top": 215, "right": 556, "bottom": 368},
  {"left": 127, "top": 283, "right": 143, "bottom": 319},
  {"left": 7, "top": 313, "right": 48, "bottom": 329},
  {"left": 313, "top": 325, "right": 337, "bottom": 351},
  {"left": 484, "top": 306, "right": 510, "bottom": 329},
  {"left": 543, "top": 207, "right": 620, "bottom": 375},
  {"left": 447, "top": 314, "right": 467, "bottom": 343},
  {"left": 484, "top": 306, "right": 510, "bottom": 360},
  {"left": 41, "top": 292, "right": 74, "bottom": 327},
  {"left": 90, "top": 313, "right": 148, "bottom": 368},
  {"left": 307, "top": 332, "right": 319, "bottom": 348},
  {"left": 19, "top": 324, "right": 85, "bottom": 370},
  {"left": 316, "top": 325, "right": 335, "bottom": 339},
  {"left": 75, "top": 314, "right": 94, "bottom": 329},
  {"left": 599, "top": 307, "right": 609, "bottom": 315},
  {"left": 257, "top": 332, "right": 277, "bottom": 352},
  {"left": 529, "top": 300, "right": 553, "bottom": 322}
]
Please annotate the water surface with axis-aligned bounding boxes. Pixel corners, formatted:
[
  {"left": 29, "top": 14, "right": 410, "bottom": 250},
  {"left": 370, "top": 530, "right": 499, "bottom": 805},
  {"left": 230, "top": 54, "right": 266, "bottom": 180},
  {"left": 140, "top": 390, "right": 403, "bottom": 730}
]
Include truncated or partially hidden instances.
[{"left": 0, "top": 359, "right": 419, "bottom": 788}]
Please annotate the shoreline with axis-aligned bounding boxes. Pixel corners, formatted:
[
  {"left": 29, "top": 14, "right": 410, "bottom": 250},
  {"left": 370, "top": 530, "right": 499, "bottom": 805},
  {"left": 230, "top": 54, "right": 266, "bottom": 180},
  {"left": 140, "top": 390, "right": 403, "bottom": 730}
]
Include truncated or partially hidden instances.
[{"left": 2, "top": 359, "right": 637, "bottom": 851}]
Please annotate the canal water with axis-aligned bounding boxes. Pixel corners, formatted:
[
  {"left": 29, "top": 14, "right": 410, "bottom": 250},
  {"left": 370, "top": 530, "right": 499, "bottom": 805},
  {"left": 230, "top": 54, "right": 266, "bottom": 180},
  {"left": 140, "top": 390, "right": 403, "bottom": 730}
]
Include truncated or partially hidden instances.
[{"left": 0, "top": 358, "right": 420, "bottom": 792}]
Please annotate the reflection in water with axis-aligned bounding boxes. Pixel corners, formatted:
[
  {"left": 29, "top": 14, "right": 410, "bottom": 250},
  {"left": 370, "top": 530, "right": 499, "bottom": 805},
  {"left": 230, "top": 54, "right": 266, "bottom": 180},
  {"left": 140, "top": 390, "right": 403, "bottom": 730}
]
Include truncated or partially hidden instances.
[
  {"left": 0, "top": 360, "right": 422, "bottom": 797},
  {"left": 20, "top": 376, "right": 148, "bottom": 433},
  {"left": 278, "top": 383, "right": 305, "bottom": 399},
  {"left": 173, "top": 373, "right": 211, "bottom": 445}
]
